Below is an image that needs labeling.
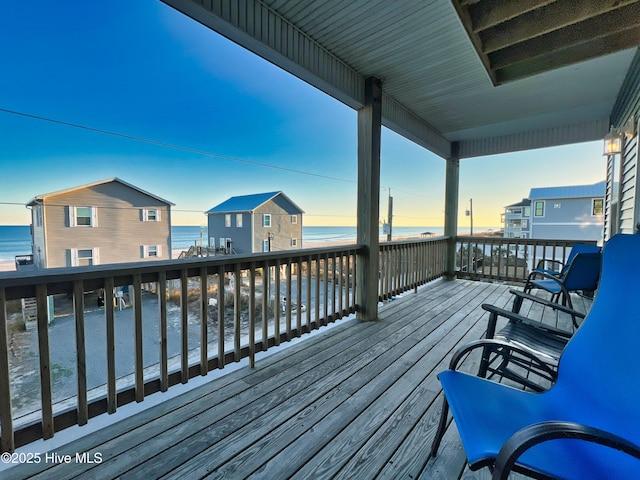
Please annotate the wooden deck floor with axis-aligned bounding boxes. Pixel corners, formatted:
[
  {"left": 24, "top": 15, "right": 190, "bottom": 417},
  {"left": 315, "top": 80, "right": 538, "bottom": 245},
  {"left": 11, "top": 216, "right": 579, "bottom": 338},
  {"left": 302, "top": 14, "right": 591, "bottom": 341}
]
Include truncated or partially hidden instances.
[{"left": 4, "top": 279, "right": 591, "bottom": 480}]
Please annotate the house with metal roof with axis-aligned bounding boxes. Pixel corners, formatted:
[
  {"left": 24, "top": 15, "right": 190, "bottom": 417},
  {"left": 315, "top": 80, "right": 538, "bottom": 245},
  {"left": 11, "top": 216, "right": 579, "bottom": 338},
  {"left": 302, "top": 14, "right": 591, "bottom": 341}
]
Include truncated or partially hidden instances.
[
  {"left": 503, "top": 181, "right": 605, "bottom": 241},
  {"left": 205, "top": 191, "right": 304, "bottom": 255},
  {"left": 26, "top": 178, "right": 173, "bottom": 268},
  {"left": 502, "top": 199, "right": 531, "bottom": 239}
]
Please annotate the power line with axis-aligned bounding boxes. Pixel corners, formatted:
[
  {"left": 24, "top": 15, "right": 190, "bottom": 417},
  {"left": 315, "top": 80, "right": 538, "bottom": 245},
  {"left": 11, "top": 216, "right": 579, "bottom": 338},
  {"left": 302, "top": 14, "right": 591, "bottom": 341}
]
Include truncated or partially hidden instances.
[
  {"left": 1, "top": 107, "right": 357, "bottom": 184},
  {"left": 0, "top": 107, "right": 438, "bottom": 200}
]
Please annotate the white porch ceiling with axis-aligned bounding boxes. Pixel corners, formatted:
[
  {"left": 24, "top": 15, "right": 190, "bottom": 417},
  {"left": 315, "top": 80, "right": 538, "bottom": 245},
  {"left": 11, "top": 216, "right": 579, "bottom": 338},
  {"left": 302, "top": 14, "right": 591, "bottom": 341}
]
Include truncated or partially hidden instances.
[{"left": 161, "top": 0, "right": 639, "bottom": 159}]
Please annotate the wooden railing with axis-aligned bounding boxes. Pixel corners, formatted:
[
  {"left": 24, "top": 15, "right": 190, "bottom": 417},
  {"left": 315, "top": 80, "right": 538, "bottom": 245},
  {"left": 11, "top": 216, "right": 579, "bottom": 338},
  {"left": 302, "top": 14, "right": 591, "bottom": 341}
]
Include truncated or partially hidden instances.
[
  {"left": 379, "top": 237, "right": 448, "bottom": 300},
  {"left": 455, "top": 236, "right": 598, "bottom": 283},
  {"left": 0, "top": 235, "right": 584, "bottom": 451},
  {"left": 0, "top": 245, "right": 363, "bottom": 452}
]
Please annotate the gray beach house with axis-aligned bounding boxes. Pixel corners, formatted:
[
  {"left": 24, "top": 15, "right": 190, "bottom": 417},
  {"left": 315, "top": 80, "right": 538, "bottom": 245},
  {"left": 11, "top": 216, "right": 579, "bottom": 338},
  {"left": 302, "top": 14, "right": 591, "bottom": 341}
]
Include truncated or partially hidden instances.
[
  {"left": 27, "top": 178, "right": 173, "bottom": 268},
  {"left": 502, "top": 181, "right": 605, "bottom": 242},
  {"left": 206, "top": 191, "right": 304, "bottom": 255}
]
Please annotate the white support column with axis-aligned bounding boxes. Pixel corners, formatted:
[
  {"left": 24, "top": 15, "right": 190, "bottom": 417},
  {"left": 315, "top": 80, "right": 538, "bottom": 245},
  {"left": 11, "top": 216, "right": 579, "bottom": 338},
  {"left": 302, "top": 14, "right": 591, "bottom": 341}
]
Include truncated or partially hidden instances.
[
  {"left": 444, "top": 142, "right": 460, "bottom": 280},
  {"left": 356, "top": 77, "right": 382, "bottom": 321}
]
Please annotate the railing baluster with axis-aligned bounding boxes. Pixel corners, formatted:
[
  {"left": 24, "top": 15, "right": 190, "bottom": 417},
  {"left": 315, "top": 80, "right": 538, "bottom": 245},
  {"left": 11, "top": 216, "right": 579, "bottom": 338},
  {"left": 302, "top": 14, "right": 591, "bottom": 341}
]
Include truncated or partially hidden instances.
[
  {"left": 314, "top": 257, "right": 320, "bottom": 327},
  {"left": 73, "top": 280, "right": 88, "bottom": 425},
  {"left": 158, "top": 272, "right": 168, "bottom": 392},
  {"left": 104, "top": 277, "right": 116, "bottom": 413},
  {"left": 262, "top": 261, "right": 269, "bottom": 350},
  {"left": 285, "top": 260, "right": 292, "bottom": 341},
  {"left": 249, "top": 263, "right": 256, "bottom": 368},
  {"left": 35, "top": 284, "right": 53, "bottom": 439},
  {"left": 180, "top": 270, "right": 189, "bottom": 384},
  {"left": 306, "top": 255, "right": 312, "bottom": 331},
  {"left": 133, "top": 274, "right": 144, "bottom": 402},
  {"left": 234, "top": 264, "right": 241, "bottom": 362},
  {"left": 274, "top": 259, "right": 281, "bottom": 346},
  {"left": 200, "top": 267, "right": 208, "bottom": 376},
  {"left": 339, "top": 253, "right": 344, "bottom": 314},
  {"left": 323, "top": 254, "right": 329, "bottom": 326},
  {"left": 296, "top": 257, "right": 302, "bottom": 336},
  {"left": 218, "top": 265, "right": 226, "bottom": 366},
  {"left": 0, "top": 287, "right": 14, "bottom": 452}
]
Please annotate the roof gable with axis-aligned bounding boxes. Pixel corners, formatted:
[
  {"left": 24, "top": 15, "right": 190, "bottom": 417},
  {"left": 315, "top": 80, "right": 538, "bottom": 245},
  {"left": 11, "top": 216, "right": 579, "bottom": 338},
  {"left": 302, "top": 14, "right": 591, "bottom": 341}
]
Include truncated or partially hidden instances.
[
  {"left": 27, "top": 177, "right": 174, "bottom": 206},
  {"left": 206, "top": 191, "right": 304, "bottom": 214},
  {"left": 529, "top": 181, "right": 606, "bottom": 200}
]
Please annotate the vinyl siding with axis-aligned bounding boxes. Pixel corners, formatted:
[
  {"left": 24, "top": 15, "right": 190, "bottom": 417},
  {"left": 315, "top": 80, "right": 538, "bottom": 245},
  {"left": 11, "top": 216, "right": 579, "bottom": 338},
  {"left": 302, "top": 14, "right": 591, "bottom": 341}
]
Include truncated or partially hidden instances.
[{"left": 41, "top": 182, "right": 171, "bottom": 267}]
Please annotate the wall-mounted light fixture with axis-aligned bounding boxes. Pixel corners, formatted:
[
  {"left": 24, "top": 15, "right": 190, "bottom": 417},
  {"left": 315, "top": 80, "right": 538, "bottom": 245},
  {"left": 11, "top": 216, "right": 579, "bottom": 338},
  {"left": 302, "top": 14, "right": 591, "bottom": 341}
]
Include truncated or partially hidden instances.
[{"left": 602, "top": 129, "right": 624, "bottom": 155}]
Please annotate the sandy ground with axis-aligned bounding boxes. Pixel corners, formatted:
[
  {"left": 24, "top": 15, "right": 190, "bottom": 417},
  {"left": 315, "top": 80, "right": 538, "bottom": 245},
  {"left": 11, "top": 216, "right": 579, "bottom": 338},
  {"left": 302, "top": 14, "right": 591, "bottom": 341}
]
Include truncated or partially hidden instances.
[{"left": 0, "top": 260, "right": 15, "bottom": 272}]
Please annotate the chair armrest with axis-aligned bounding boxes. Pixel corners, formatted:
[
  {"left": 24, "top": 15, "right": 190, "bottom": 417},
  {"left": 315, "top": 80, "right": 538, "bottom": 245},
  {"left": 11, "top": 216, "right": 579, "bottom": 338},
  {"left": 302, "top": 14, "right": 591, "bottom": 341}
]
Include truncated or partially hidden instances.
[
  {"left": 492, "top": 421, "right": 640, "bottom": 480},
  {"left": 534, "top": 258, "right": 564, "bottom": 275},
  {"left": 448, "top": 338, "right": 557, "bottom": 379},
  {"left": 481, "top": 303, "right": 573, "bottom": 338},
  {"left": 508, "top": 290, "right": 586, "bottom": 320}
]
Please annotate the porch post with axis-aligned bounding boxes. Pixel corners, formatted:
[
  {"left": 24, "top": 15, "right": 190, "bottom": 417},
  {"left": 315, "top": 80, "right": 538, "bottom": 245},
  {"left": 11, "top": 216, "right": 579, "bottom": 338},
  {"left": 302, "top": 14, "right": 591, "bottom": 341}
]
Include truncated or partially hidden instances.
[
  {"left": 356, "top": 76, "right": 382, "bottom": 321},
  {"left": 444, "top": 142, "right": 460, "bottom": 280}
]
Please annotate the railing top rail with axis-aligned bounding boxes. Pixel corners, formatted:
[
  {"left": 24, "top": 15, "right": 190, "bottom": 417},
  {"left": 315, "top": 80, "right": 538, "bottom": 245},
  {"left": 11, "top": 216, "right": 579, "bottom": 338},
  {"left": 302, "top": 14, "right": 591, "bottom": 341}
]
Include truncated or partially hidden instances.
[
  {"left": 454, "top": 236, "right": 598, "bottom": 246},
  {"left": 379, "top": 236, "right": 450, "bottom": 247},
  {"left": 0, "top": 244, "right": 366, "bottom": 295}
]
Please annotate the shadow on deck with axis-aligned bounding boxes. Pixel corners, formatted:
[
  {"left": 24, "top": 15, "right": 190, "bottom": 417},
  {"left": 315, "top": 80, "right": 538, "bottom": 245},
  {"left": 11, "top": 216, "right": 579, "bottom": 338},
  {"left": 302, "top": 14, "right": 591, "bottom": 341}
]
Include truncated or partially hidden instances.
[{"left": 3, "top": 279, "right": 591, "bottom": 479}]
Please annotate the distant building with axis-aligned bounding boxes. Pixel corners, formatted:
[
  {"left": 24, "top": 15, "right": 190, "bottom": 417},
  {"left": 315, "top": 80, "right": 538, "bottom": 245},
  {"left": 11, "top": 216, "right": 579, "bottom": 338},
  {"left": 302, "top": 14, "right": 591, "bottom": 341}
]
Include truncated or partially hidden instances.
[
  {"left": 502, "top": 199, "right": 531, "bottom": 238},
  {"left": 206, "top": 191, "right": 304, "bottom": 255},
  {"left": 503, "top": 181, "right": 605, "bottom": 242},
  {"left": 27, "top": 178, "right": 173, "bottom": 268}
]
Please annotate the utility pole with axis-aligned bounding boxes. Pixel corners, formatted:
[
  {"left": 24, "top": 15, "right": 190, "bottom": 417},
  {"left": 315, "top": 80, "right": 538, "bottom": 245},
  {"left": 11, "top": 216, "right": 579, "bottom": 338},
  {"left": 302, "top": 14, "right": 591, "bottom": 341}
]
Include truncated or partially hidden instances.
[{"left": 387, "top": 190, "right": 393, "bottom": 241}]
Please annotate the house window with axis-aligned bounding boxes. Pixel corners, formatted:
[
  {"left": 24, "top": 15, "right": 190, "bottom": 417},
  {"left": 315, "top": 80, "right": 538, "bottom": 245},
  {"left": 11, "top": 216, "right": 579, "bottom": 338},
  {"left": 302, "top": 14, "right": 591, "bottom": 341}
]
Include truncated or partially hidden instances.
[
  {"left": 71, "top": 248, "right": 98, "bottom": 266},
  {"left": 263, "top": 239, "right": 270, "bottom": 252},
  {"left": 592, "top": 198, "right": 604, "bottom": 216},
  {"left": 225, "top": 214, "right": 231, "bottom": 227},
  {"left": 209, "top": 237, "right": 216, "bottom": 249},
  {"left": 291, "top": 215, "right": 298, "bottom": 224},
  {"left": 291, "top": 238, "right": 298, "bottom": 247},
  {"left": 143, "top": 209, "right": 160, "bottom": 221},
  {"left": 263, "top": 214, "right": 271, "bottom": 227},
  {"left": 143, "top": 245, "right": 161, "bottom": 258},
  {"left": 70, "top": 206, "right": 97, "bottom": 227},
  {"left": 35, "top": 206, "right": 43, "bottom": 227},
  {"left": 522, "top": 219, "right": 528, "bottom": 229},
  {"left": 533, "top": 201, "right": 545, "bottom": 217},
  {"left": 236, "top": 213, "right": 243, "bottom": 228}
]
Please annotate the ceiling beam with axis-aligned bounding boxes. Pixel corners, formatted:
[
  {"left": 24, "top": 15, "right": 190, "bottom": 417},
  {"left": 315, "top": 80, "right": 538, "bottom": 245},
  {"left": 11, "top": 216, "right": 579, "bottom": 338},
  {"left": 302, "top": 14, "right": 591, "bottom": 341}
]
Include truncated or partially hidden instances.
[
  {"left": 481, "top": 0, "right": 640, "bottom": 53},
  {"left": 495, "top": 27, "right": 640, "bottom": 83},
  {"left": 490, "top": 5, "right": 640, "bottom": 70},
  {"left": 470, "top": 0, "right": 556, "bottom": 32}
]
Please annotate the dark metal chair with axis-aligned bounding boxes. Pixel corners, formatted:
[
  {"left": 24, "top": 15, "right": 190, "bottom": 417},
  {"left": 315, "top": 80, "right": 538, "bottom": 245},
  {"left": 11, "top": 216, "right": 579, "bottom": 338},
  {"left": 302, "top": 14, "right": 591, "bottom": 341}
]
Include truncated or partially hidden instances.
[
  {"left": 430, "top": 234, "right": 640, "bottom": 479},
  {"left": 524, "top": 251, "right": 602, "bottom": 310},
  {"left": 532, "top": 242, "right": 600, "bottom": 277}
]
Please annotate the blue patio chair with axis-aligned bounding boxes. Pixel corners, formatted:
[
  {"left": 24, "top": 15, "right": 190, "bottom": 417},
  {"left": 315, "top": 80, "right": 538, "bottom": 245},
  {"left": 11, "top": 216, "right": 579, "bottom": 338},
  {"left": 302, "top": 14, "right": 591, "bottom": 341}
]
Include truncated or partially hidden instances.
[
  {"left": 532, "top": 243, "right": 600, "bottom": 277},
  {"left": 524, "top": 251, "right": 602, "bottom": 310},
  {"left": 430, "top": 234, "right": 640, "bottom": 479}
]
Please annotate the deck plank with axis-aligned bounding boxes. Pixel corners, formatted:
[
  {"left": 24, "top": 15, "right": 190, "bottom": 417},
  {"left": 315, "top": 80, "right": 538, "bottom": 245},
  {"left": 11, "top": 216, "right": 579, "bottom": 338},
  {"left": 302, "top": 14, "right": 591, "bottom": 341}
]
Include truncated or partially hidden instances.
[{"left": 3, "top": 279, "right": 586, "bottom": 480}]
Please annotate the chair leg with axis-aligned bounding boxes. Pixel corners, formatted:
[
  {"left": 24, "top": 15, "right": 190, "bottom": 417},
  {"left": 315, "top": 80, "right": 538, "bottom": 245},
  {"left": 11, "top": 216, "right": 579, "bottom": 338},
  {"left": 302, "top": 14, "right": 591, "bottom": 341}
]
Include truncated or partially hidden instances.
[{"left": 430, "top": 395, "right": 450, "bottom": 458}]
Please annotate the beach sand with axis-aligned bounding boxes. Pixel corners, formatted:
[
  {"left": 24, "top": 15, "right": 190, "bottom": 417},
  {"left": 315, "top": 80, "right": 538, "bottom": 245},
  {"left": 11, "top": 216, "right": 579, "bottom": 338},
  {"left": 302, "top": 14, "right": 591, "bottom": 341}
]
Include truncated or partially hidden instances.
[{"left": 0, "top": 260, "right": 15, "bottom": 272}]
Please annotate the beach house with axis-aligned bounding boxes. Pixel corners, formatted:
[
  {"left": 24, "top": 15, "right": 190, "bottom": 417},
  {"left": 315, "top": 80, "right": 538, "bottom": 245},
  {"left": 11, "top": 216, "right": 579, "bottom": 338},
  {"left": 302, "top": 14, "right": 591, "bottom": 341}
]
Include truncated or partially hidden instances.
[
  {"left": 503, "top": 182, "right": 605, "bottom": 242},
  {"left": 205, "top": 191, "right": 304, "bottom": 255},
  {"left": 27, "top": 178, "right": 173, "bottom": 268},
  {"left": 502, "top": 199, "right": 531, "bottom": 238}
]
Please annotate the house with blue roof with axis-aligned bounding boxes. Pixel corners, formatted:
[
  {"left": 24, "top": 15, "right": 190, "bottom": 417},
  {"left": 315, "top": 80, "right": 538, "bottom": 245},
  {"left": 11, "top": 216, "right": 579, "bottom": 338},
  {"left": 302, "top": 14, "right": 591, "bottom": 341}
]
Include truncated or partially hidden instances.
[
  {"left": 205, "top": 191, "right": 304, "bottom": 254},
  {"left": 503, "top": 181, "right": 605, "bottom": 242}
]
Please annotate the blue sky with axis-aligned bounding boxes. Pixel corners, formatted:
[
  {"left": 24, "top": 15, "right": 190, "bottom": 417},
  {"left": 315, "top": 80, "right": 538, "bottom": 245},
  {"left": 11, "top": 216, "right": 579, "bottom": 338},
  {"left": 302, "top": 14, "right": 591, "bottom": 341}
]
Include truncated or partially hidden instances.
[{"left": 0, "top": 1, "right": 606, "bottom": 228}]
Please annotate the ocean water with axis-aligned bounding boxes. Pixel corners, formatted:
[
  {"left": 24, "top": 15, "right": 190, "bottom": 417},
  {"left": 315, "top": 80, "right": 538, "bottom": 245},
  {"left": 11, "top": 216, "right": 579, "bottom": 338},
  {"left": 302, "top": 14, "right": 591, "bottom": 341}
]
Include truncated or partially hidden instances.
[
  {"left": 0, "top": 225, "right": 32, "bottom": 262},
  {"left": 0, "top": 225, "right": 455, "bottom": 262}
]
